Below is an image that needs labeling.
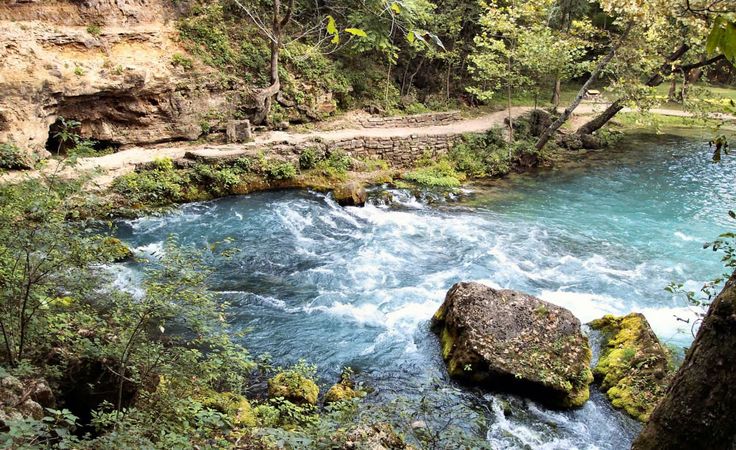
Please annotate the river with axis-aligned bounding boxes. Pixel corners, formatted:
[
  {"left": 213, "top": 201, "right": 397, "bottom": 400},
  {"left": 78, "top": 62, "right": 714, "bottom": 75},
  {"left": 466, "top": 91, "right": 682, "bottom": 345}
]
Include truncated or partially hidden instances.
[{"left": 114, "top": 130, "right": 734, "bottom": 449}]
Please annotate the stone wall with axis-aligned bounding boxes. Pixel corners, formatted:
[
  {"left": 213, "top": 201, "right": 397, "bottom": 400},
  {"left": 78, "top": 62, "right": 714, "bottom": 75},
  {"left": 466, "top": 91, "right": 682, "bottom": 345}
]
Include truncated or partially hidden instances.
[
  {"left": 187, "top": 131, "right": 469, "bottom": 170},
  {"left": 326, "top": 134, "right": 463, "bottom": 168},
  {"left": 358, "top": 111, "right": 461, "bottom": 129}
]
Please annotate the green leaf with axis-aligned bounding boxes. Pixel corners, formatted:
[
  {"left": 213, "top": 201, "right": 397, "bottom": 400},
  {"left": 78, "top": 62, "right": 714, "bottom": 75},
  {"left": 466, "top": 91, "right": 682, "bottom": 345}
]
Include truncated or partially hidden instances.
[
  {"left": 390, "top": 2, "right": 401, "bottom": 14},
  {"left": 345, "top": 28, "right": 367, "bottom": 37},
  {"left": 706, "top": 16, "right": 736, "bottom": 63},
  {"left": 407, "top": 31, "right": 415, "bottom": 43},
  {"left": 326, "top": 15, "right": 338, "bottom": 36}
]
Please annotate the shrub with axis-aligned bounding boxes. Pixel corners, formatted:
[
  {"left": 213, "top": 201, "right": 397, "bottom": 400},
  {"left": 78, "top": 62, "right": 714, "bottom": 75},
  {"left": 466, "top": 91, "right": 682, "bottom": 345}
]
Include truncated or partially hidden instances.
[
  {"left": 111, "top": 157, "right": 187, "bottom": 205},
  {"left": 266, "top": 161, "right": 297, "bottom": 180},
  {"left": 171, "top": 54, "right": 194, "bottom": 70},
  {"left": 234, "top": 157, "right": 253, "bottom": 172},
  {"left": 0, "top": 143, "right": 33, "bottom": 170},
  {"left": 449, "top": 130, "right": 513, "bottom": 178},
  {"left": 403, "top": 159, "right": 464, "bottom": 188},
  {"left": 299, "top": 147, "right": 321, "bottom": 170},
  {"left": 67, "top": 139, "right": 115, "bottom": 158},
  {"left": 86, "top": 24, "right": 102, "bottom": 36}
]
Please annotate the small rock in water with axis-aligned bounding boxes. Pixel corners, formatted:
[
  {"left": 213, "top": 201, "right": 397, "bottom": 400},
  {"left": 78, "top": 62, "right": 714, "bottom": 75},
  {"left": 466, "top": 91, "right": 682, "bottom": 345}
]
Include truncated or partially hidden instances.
[{"left": 333, "top": 182, "right": 367, "bottom": 207}]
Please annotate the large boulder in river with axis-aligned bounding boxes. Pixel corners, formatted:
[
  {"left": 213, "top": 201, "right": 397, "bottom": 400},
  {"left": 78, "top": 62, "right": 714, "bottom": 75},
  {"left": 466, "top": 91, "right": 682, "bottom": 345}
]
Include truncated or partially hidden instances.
[
  {"left": 432, "top": 282, "right": 593, "bottom": 408},
  {"left": 589, "top": 313, "right": 674, "bottom": 422}
]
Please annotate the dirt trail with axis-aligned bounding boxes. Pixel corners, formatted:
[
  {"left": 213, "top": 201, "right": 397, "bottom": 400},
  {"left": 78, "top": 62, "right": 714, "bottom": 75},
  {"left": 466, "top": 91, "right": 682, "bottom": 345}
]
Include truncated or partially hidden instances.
[{"left": 2, "top": 104, "right": 733, "bottom": 188}]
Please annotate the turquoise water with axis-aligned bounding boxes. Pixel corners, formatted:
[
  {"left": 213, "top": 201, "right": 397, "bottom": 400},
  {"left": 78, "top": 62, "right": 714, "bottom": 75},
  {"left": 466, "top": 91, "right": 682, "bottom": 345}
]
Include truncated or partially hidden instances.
[{"left": 115, "top": 131, "right": 734, "bottom": 449}]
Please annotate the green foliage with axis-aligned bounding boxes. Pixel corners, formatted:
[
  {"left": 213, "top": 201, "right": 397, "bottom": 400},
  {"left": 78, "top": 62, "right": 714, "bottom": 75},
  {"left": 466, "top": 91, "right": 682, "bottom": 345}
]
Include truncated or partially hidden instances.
[
  {"left": 298, "top": 147, "right": 321, "bottom": 170},
  {"left": 2, "top": 407, "right": 80, "bottom": 449},
  {"left": 86, "top": 24, "right": 102, "bottom": 36},
  {"left": 266, "top": 161, "right": 297, "bottom": 180},
  {"left": 52, "top": 117, "right": 82, "bottom": 156},
  {"left": 403, "top": 158, "right": 463, "bottom": 188},
  {"left": 313, "top": 150, "right": 353, "bottom": 179},
  {"left": 706, "top": 16, "right": 736, "bottom": 64},
  {"left": 112, "top": 157, "right": 188, "bottom": 205},
  {"left": 171, "top": 53, "right": 194, "bottom": 70},
  {"left": 178, "top": 4, "right": 235, "bottom": 70},
  {"left": 268, "top": 360, "right": 319, "bottom": 405},
  {"left": 449, "top": 130, "right": 512, "bottom": 178},
  {"left": 0, "top": 142, "right": 33, "bottom": 170},
  {"left": 0, "top": 179, "right": 114, "bottom": 366}
]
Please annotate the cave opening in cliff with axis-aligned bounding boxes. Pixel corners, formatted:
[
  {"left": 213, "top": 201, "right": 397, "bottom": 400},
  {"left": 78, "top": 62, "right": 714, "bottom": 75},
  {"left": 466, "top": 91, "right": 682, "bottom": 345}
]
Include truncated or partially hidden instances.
[{"left": 45, "top": 117, "right": 120, "bottom": 156}]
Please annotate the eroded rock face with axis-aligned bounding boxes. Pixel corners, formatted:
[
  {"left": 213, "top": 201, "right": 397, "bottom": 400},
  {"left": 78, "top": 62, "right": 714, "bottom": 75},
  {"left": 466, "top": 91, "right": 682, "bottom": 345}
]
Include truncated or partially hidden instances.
[
  {"left": 590, "top": 313, "right": 674, "bottom": 422},
  {"left": 432, "top": 282, "right": 593, "bottom": 408},
  {"left": 0, "top": 0, "right": 236, "bottom": 158}
]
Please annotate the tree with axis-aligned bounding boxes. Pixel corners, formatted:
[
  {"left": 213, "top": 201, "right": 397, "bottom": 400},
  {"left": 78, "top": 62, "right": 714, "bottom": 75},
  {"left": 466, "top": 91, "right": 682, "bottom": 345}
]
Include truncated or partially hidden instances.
[
  {"left": 575, "top": 2, "right": 731, "bottom": 136},
  {"left": 469, "top": 0, "right": 590, "bottom": 141},
  {"left": 0, "top": 178, "right": 112, "bottom": 367},
  {"left": 534, "top": 20, "right": 633, "bottom": 149},
  {"left": 534, "top": 0, "right": 714, "bottom": 148},
  {"left": 231, "top": 0, "right": 295, "bottom": 124}
]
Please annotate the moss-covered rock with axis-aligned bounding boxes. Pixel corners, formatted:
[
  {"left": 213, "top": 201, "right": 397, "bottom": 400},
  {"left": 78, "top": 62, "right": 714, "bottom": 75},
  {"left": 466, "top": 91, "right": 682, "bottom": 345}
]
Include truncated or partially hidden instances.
[
  {"left": 431, "top": 282, "right": 593, "bottom": 408},
  {"left": 268, "top": 371, "right": 319, "bottom": 405},
  {"left": 102, "top": 237, "right": 134, "bottom": 263},
  {"left": 199, "top": 391, "right": 256, "bottom": 427},
  {"left": 590, "top": 313, "right": 674, "bottom": 422},
  {"left": 333, "top": 181, "right": 367, "bottom": 207},
  {"left": 324, "top": 381, "right": 363, "bottom": 405}
]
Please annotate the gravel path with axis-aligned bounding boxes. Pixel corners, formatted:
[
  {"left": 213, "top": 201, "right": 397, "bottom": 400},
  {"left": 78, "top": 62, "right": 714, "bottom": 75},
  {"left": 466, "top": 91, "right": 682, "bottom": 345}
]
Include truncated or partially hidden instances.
[{"left": 2, "top": 104, "right": 732, "bottom": 188}]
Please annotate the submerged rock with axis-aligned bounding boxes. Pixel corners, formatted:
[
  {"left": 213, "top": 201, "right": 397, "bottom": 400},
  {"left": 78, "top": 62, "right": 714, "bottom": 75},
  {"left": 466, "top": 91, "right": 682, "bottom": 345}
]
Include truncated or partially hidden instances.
[
  {"left": 268, "top": 371, "right": 319, "bottom": 405},
  {"left": 590, "top": 313, "right": 674, "bottom": 422},
  {"left": 432, "top": 282, "right": 593, "bottom": 408},
  {"left": 333, "top": 182, "right": 367, "bottom": 207}
]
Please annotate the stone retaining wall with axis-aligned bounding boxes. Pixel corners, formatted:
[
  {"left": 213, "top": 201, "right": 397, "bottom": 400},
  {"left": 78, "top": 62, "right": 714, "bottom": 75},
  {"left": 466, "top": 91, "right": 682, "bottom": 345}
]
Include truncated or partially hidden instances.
[
  {"left": 358, "top": 111, "right": 461, "bottom": 128},
  {"left": 325, "top": 134, "right": 463, "bottom": 167},
  {"left": 186, "top": 131, "right": 474, "bottom": 169}
]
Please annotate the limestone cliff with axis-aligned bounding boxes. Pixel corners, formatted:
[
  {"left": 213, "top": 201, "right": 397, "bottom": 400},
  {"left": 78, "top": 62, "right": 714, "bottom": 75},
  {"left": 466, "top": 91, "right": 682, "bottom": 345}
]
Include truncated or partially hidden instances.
[{"left": 0, "top": 0, "right": 241, "bottom": 157}]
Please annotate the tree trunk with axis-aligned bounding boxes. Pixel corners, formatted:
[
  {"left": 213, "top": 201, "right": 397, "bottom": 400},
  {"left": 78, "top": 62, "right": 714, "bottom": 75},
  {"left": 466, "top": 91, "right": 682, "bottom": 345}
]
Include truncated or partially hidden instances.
[
  {"left": 507, "top": 54, "right": 513, "bottom": 143},
  {"left": 667, "top": 77, "right": 678, "bottom": 102},
  {"left": 551, "top": 78, "right": 561, "bottom": 111},
  {"left": 534, "top": 22, "right": 633, "bottom": 150},
  {"left": 575, "top": 100, "right": 625, "bottom": 135},
  {"left": 251, "top": 0, "right": 292, "bottom": 125},
  {"left": 632, "top": 271, "right": 736, "bottom": 450}
]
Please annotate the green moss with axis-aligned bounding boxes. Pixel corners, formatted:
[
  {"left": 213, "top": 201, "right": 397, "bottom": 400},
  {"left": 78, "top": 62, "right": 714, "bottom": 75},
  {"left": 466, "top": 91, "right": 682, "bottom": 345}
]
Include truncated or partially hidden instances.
[
  {"left": 324, "top": 382, "right": 362, "bottom": 404},
  {"left": 590, "top": 313, "right": 674, "bottom": 422},
  {"left": 268, "top": 370, "right": 319, "bottom": 405},
  {"left": 199, "top": 391, "right": 256, "bottom": 427}
]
